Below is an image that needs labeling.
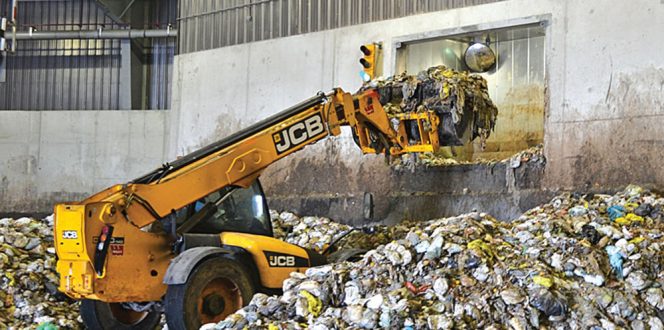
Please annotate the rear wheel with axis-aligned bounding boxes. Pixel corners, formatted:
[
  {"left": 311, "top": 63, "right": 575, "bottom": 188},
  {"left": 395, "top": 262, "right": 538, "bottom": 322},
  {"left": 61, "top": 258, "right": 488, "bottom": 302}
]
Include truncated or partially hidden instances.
[
  {"left": 80, "top": 299, "right": 161, "bottom": 330},
  {"left": 164, "top": 257, "right": 256, "bottom": 330}
]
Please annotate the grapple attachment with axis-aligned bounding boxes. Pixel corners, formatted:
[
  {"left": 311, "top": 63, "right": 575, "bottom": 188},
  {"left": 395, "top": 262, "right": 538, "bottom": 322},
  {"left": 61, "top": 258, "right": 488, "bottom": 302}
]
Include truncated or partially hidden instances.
[{"left": 364, "top": 65, "right": 498, "bottom": 148}]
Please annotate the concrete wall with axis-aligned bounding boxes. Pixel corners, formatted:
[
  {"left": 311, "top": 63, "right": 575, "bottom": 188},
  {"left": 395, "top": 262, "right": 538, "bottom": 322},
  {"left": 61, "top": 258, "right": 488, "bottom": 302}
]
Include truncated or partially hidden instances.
[
  {"left": 170, "top": 0, "right": 664, "bottom": 223},
  {"left": 0, "top": 111, "right": 170, "bottom": 214}
]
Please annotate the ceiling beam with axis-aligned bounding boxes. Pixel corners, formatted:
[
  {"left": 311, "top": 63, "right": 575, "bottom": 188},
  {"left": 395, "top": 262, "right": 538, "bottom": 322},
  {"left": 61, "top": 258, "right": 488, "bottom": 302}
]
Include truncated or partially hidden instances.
[{"left": 94, "top": 0, "right": 138, "bottom": 24}]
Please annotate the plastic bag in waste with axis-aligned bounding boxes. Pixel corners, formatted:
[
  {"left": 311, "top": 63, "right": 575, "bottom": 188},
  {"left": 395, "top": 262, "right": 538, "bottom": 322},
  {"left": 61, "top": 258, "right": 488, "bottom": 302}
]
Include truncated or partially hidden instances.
[
  {"left": 300, "top": 290, "right": 322, "bottom": 317},
  {"left": 530, "top": 289, "right": 568, "bottom": 317}
]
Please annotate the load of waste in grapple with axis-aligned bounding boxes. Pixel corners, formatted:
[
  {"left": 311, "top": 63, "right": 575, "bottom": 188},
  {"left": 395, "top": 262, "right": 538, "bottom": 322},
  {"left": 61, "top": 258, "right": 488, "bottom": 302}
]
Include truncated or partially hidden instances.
[
  {"left": 0, "top": 216, "right": 80, "bottom": 329},
  {"left": 360, "top": 65, "right": 499, "bottom": 148},
  {"left": 216, "top": 185, "right": 664, "bottom": 330}
]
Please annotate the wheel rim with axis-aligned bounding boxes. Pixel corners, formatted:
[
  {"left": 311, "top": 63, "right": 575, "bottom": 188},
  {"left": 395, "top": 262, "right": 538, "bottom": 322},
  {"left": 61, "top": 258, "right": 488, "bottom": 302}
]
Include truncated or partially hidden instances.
[
  {"left": 197, "top": 277, "right": 243, "bottom": 324},
  {"left": 109, "top": 303, "right": 149, "bottom": 325}
]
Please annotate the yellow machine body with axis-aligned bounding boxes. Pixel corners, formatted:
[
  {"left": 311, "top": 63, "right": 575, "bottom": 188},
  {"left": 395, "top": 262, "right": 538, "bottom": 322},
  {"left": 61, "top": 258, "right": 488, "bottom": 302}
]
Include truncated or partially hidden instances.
[
  {"left": 55, "top": 202, "right": 314, "bottom": 301},
  {"left": 54, "top": 88, "right": 444, "bottom": 305},
  {"left": 54, "top": 203, "right": 172, "bottom": 302},
  {"left": 218, "top": 232, "right": 312, "bottom": 289}
]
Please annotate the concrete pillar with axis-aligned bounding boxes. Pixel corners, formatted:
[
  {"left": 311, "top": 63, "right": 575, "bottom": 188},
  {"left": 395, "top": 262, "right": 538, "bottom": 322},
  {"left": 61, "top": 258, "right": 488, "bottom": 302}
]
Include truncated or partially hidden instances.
[{"left": 119, "top": 39, "right": 132, "bottom": 110}]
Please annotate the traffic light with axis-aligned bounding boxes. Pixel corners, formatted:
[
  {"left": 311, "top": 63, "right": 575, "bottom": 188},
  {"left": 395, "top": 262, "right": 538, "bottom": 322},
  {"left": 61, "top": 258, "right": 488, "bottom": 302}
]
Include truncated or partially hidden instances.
[{"left": 359, "top": 42, "right": 382, "bottom": 81}]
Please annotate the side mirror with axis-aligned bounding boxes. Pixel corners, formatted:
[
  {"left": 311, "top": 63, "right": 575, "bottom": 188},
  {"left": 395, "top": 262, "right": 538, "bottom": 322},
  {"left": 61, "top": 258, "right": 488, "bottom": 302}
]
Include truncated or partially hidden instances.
[
  {"left": 464, "top": 43, "right": 496, "bottom": 73},
  {"left": 363, "top": 192, "right": 374, "bottom": 221}
]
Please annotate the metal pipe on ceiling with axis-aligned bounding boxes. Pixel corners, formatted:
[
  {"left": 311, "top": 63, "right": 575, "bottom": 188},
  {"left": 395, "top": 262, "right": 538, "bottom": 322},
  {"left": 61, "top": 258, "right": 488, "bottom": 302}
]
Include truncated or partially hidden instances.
[{"left": 15, "top": 28, "right": 177, "bottom": 40}]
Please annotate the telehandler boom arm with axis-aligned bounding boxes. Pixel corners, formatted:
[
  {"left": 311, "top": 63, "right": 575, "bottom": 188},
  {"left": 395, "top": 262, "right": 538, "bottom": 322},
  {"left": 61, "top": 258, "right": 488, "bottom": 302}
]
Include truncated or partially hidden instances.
[{"left": 80, "top": 88, "right": 440, "bottom": 229}]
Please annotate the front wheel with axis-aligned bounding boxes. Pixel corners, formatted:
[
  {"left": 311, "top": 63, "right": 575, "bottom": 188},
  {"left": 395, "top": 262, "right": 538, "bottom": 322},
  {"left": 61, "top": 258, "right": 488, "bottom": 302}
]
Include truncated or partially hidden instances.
[
  {"left": 80, "top": 299, "right": 161, "bottom": 330},
  {"left": 164, "top": 257, "right": 256, "bottom": 330}
]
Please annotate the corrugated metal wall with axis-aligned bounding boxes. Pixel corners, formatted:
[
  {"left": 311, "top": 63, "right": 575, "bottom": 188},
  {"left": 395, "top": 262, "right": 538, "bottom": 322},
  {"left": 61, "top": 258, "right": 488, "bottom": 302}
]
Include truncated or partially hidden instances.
[
  {"left": 148, "top": 39, "right": 175, "bottom": 110},
  {"left": 147, "top": 0, "right": 177, "bottom": 110},
  {"left": 0, "top": 0, "right": 176, "bottom": 110},
  {"left": 0, "top": 0, "right": 125, "bottom": 110},
  {"left": 178, "top": 0, "right": 505, "bottom": 54}
]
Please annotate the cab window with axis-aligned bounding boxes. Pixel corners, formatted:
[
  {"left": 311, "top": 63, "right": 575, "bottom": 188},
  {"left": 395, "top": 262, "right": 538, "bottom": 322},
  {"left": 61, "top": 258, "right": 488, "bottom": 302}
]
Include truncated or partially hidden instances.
[{"left": 185, "top": 182, "right": 272, "bottom": 236}]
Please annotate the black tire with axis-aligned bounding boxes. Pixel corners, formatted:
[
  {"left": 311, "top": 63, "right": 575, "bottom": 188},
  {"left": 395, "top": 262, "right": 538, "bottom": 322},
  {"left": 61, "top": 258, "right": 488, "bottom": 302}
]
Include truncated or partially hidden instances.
[
  {"left": 80, "top": 299, "right": 161, "bottom": 330},
  {"left": 164, "top": 257, "right": 256, "bottom": 330}
]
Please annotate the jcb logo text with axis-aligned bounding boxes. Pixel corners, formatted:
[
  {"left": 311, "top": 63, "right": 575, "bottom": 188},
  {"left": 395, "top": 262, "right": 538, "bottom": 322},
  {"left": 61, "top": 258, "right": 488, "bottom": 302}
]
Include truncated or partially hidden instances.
[
  {"left": 273, "top": 114, "right": 325, "bottom": 154},
  {"left": 269, "top": 255, "right": 296, "bottom": 267}
]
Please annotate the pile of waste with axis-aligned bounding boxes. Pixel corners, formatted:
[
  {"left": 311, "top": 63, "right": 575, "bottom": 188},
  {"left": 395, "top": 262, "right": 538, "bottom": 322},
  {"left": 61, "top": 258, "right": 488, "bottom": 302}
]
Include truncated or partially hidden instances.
[
  {"left": 416, "top": 144, "right": 545, "bottom": 168},
  {"left": 361, "top": 65, "right": 499, "bottom": 148},
  {"left": 271, "top": 211, "right": 353, "bottom": 252},
  {"left": 218, "top": 185, "right": 664, "bottom": 329},
  {"left": 0, "top": 216, "right": 80, "bottom": 329},
  {"left": 271, "top": 211, "right": 414, "bottom": 253},
  {"left": 504, "top": 144, "right": 545, "bottom": 169}
]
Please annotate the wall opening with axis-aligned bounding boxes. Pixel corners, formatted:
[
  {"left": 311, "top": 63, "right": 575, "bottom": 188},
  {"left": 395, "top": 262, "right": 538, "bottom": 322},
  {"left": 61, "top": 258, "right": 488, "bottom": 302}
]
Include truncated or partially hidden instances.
[{"left": 395, "top": 23, "right": 546, "bottom": 161}]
